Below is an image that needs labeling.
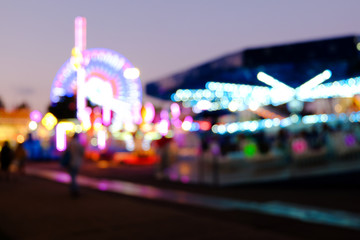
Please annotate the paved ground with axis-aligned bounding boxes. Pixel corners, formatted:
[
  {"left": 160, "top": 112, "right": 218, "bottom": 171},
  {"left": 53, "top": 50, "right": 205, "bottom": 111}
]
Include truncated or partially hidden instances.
[{"left": 0, "top": 161, "right": 359, "bottom": 239}]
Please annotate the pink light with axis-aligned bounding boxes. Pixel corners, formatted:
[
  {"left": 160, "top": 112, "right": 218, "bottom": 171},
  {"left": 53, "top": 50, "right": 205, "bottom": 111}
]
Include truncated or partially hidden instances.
[
  {"left": 30, "top": 110, "right": 42, "bottom": 122},
  {"left": 102, "top": 106, "right": 111, "bottom": 126},
  {"left": 75, "top": 17, "right": 86, "bottom": 51},
  {"left": 292, "top": 138, "right": 308, "bottom": 154},
  {"left": 160, "top": 109, "right": 169, "bottom": 120},
  {"left": 56, "top": 125, "right": 66, "bottom": 151},
  {"left": 173, "top": 119, "right": 182, "bottom": 128},
  {"left": 158, "top": 119, "right": 169, "bottom": 136},
  {"left": 144, "top": 102, "right": 155, "bottom": 123},
  {"left": 98, "top": 181, "right": 108, "bottom": 191},
  {"left": 98, "top": 130, "right": 106, "bottom": 150},
  {"left": 170, "top": 103, "right": 181, "bottom": 119},
  {"left": 76, "top": 68, "right": 86, "bottom": 121},
  {"left": 132, "top": 102, "right": 142, "bottom": 125},
  {"left": 180, "top": 175, "right": 190, "bottom": 184}
]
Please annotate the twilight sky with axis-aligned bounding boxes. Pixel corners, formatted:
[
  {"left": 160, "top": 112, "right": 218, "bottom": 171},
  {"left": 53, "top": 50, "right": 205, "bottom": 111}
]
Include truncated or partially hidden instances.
[{"left": 1, "top": 0, "right": 360, "bottom": 113}]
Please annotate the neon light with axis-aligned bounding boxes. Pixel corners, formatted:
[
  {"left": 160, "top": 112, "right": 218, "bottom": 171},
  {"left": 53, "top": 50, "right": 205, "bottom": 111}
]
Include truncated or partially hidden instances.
[
  {"left": 56, "top": 124, "right": 66, "bottom": 151},
  {"left": 51, "top": 17, "right": 142, "bottom": 128},
  {"left": 257, "top": 72, "right": 294, "bottom": 91},
  {"left": 144, "top": 102, "right": 155, "bottom": 123},
  {"left": 75, "top": 17, "right": 86, "bottom": 51},
  {"left": 98, "top": 130, "right": 106, "bottom": 150},
  {"left": 297, "top": 70, "right": 332, "bottom": 92}
]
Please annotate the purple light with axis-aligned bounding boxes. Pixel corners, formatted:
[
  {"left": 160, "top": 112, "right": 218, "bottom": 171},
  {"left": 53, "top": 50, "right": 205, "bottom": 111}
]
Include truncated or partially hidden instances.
[
  {"left": 180, "top": 175, "right": 190, "bottom": 184},
  {"left": 30, "top": 110, "right": 42, "bottom": 122},
  {"left": 98, "top": 181, "right": 108, "bottom": 191},
  {"left": 169, "top": 173, "right": 178, "bottom": 181},
  {"left": 345, "top": 134, "right": 356, "bottom": 147}
]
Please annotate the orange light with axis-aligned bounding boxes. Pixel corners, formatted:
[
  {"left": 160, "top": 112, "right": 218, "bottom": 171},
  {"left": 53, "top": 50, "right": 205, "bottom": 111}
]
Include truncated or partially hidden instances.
[{"left": 16, "top": 135, "right": 25, "bottom": 143}]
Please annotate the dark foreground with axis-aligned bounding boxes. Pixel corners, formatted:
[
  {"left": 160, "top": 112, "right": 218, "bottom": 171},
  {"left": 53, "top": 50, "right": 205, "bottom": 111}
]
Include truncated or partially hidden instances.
[{"left": 0, "top": 162, "right": 359, "bottom": 239}]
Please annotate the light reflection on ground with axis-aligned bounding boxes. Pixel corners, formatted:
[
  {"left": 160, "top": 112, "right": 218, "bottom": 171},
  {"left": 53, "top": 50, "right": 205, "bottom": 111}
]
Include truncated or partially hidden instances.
[{"left": 26, "top": 167, "right": 360, "bottom": 231}]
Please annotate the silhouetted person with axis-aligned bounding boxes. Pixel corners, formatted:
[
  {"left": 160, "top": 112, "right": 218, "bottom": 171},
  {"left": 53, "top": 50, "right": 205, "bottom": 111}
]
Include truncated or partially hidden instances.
[
  {"left": 14, "top": 143, "right": 27, "bottom": 176},
  {"left": 1, "top": 141, "right": 14, "bottom": 180},
  {"left": 68, "top": 134, "right": 85, "bottom": 197}
]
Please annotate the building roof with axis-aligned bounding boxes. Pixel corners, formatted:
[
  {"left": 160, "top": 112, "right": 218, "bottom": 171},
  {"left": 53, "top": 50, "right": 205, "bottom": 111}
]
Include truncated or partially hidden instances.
[{"left": 146, "top": 35, "right": 360, "bottom": 100}]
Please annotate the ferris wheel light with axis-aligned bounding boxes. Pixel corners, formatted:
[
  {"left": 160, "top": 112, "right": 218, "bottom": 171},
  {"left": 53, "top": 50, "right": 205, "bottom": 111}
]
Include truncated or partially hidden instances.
[{"left": 123, "top": 68, "right": 140, "bottom": 80}]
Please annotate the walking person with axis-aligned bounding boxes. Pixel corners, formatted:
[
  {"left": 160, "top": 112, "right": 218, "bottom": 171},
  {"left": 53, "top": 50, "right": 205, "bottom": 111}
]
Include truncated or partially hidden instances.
[
  {"left": 14, "top": 143, "right": 27, "bottom": 176},
  {"left": 1, "top": 141, "right": 14, "bottom": 180},
  {"left": 67, "top": 133, "right": 85, "bottom": 197}
]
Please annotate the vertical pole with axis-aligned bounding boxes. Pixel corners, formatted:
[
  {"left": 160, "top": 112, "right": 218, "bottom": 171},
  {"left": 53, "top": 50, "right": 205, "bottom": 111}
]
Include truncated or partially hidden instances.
[{"left": 74, "top": 17, "right": 87, "bottom": 122}]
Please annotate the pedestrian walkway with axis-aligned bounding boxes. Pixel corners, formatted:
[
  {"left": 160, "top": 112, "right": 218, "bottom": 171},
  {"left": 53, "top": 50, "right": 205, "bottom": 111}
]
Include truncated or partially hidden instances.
[{"left": 26, "top": 166, "right": 360, "bottom": 231}]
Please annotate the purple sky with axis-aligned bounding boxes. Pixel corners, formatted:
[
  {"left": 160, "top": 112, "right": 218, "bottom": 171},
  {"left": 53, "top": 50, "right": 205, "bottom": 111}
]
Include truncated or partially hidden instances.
[{"left": 1, "top": 0, "right": 360, "bottom": 112}]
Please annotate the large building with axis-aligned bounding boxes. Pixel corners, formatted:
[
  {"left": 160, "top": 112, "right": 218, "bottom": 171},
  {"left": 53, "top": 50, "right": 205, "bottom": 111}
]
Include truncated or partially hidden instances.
[{"left": 146, "top": 35, "right": 360, "bottom": 100}]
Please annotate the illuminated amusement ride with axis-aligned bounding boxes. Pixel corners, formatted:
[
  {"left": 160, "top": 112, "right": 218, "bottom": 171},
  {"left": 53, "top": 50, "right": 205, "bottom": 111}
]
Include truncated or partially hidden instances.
[{"left": 47, "top": 17, "right": 177, "bottom": 164}]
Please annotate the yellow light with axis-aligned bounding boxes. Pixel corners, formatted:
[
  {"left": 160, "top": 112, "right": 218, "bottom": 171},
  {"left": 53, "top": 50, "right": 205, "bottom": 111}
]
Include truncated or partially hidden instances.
[
  {"left": 140, "top": 123, "right": 152, "bottom": 132},
  {"left": 41, "top": 113, "right": 58, "bottom": 130},
  {"left": 81, "top": 121, "right": 91, "bottom": 132},
  {"left": 16, "top": 135, "right": 25, "bottom": 144},
  {"left": 94, "top": 121, "right": 103, "bottom": 131}
]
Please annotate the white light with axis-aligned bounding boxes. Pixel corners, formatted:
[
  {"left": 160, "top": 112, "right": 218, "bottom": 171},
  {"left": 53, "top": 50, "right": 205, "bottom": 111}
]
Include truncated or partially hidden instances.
[
  {"left": 29, "top": 121, "right": 38, "bottom": 131},
  {"left": 227, "top": 123, "right": 238, "bottom": 133},
  {"left": 123, "top": 68, "right": 140, "bottom": 80},
  {"left": 196, "top": 100, "right": 212, "bottom": 110},
  {"left": 212, "top": 125, "right": 218, "bottom": 133},
  {"left": 249, "top": 121, "right": 258, "bottom": 132},
  {"left": 264, "top": 119, "right": 273, "bottom": 128},
  {"left": 257, "top": 72, "right": 294, "bottom": 91},
  {"left": 181, "top": 121, "right": 192, "bottom": 131},
  {"left": 249, "top": 102, "right": 259, "bottom": 111},
  {"left": 228, "top": 101, "right": 239, "bottom": 112},
  {"left": 273, "top": 118, "right": 281, "bottom": 127},
  {"left": 320, "top": 114, "right": 328, "bottom": 122},
  {"left": 217, "top": 125, "right": 226, "bottom": 134},
  {"left": 297, "top": 70, "right": 332, "bottom": 92},
  {"left": 98, "top": 130, "right": 106, "bottom": 150}
]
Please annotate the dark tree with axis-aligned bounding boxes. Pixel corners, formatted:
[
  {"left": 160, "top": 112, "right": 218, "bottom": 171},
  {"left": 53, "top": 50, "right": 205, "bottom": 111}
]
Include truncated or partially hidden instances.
[
  {"left": 0, "top": 97, "right": 5, "bottom": 109},
  {"left": 48, "top": 95, "right": 77, "bottom": 120},
  {"left": 15, "top": 102, "right": 30, "bottom": 110}
]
